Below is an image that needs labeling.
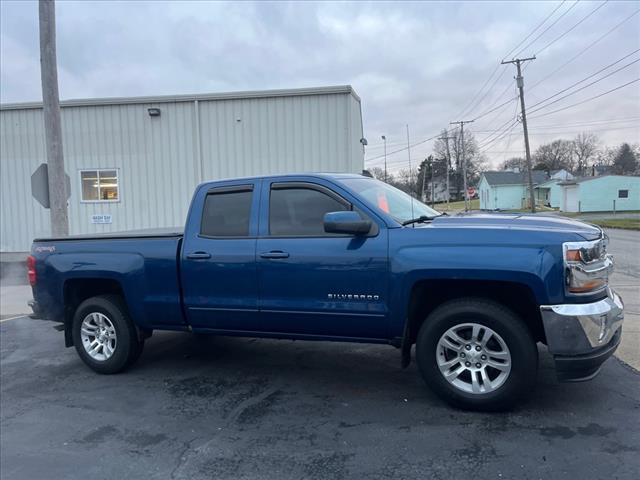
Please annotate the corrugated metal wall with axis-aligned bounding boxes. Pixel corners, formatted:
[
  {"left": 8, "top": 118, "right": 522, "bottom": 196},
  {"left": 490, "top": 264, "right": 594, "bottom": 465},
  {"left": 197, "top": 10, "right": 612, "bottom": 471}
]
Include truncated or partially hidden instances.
[{"left": 0, "top": 89, "right": 363, "bottom": 252}]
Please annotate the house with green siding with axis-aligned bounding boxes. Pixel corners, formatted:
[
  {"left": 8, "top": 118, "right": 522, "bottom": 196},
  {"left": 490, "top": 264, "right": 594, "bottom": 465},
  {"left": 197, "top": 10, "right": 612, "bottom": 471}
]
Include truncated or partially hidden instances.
[
  {"left": 479, "top": 170, "right": 549, "bottom": 210},
  {"left": 557, "top": 175, "right": 640, "bottom": 212}
]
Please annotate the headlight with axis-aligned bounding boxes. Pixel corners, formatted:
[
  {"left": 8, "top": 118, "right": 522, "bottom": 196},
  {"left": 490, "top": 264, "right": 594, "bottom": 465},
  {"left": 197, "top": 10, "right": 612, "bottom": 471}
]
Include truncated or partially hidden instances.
[{"left": 563, "top": 238, "right": 612, "bottom": 295}]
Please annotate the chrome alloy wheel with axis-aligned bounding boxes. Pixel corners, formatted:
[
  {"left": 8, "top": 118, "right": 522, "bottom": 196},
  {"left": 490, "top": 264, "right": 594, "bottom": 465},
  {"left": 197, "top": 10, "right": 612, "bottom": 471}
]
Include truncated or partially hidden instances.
[
  {"left": 436, "top": 323, "right": 511, "bottom": 394},
  {"left": 80, "top": 312, "right": 117, "bottom": 361}
]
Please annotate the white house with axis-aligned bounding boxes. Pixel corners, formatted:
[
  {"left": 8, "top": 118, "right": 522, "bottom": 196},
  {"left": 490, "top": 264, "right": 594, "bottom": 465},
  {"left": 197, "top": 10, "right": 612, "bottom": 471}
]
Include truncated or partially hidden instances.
[{"left": 558, "top": 175, "right": 640, "bottom": 212}]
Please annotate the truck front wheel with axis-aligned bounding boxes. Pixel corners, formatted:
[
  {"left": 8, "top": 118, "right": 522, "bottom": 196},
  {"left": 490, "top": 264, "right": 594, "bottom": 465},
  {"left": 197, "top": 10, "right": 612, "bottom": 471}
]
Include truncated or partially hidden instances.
[
  {"left": 415, "top": 298, "right": 538, "bottom": 411},
  {"left": 72, "top": 295, "right": 144, "bottom": 374}
]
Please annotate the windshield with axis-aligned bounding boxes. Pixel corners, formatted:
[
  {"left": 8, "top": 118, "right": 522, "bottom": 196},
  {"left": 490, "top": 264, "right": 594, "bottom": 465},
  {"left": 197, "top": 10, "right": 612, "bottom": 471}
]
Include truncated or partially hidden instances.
[{"left": 341, "top": 178, "right": 440, "bottom": 224}]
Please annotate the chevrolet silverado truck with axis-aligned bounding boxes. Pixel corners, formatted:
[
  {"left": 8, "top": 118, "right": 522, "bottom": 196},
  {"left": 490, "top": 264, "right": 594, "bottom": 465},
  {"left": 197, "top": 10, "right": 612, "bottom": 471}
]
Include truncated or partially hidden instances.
[{"left": 29, "top": 173, "right": 624, "bottom": 410}]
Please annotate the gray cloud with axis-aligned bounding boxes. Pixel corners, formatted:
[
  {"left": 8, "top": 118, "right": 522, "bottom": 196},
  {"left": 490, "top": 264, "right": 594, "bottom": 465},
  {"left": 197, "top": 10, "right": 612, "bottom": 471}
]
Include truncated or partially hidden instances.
[{"left": 1, "top": 0, "right": 638, "bottom": 170}]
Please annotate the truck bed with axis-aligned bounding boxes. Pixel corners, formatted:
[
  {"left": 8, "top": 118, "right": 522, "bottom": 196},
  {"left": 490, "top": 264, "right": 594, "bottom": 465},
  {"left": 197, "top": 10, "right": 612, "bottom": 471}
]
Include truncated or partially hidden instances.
[{"left": 30, "top": 231, "right": 185, "bottom": 330}]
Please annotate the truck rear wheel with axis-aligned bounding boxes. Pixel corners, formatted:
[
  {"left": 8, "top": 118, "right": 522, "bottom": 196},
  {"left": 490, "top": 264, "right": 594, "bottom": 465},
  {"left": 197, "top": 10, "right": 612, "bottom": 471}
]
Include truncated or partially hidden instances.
[
  {"left": 415, "top": 298, "right": 537, "bottom": 411},
  {"left": 72, "top": 295, "right": 144, "bottom": 374}
]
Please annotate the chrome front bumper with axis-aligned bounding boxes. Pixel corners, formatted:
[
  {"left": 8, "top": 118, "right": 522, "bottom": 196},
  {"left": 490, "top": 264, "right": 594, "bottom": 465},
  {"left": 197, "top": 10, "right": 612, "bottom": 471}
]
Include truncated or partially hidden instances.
[
  {"left": 540, "top": 288, "right": 624, "bottom": 381},
  {"left": 540, "top": 288, "right": 624, "bottom": 356}
]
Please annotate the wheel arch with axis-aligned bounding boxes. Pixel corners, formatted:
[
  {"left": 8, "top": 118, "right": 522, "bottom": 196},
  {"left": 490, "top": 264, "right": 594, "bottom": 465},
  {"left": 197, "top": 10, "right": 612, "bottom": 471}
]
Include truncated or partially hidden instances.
[
  {"left": 63, "top": 278, "right": 126, "bottom": 347},
  {"left": 400, "top": 279, "right": 544, "bottom": 367}
]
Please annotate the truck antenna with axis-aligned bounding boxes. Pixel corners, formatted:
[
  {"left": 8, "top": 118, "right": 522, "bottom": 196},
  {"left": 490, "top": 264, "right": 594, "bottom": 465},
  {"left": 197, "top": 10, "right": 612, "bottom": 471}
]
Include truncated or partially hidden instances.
[{"left": 406, "top": 124, "right": 415, "bottom": 224}]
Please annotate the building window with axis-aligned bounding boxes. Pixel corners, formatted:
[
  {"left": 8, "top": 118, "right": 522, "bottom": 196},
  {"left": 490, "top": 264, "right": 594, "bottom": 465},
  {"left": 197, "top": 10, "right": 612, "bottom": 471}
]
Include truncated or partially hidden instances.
[
  {"left": 618, "top": 189, "right": 629, "bottom": 199},
  {"left": 80, "top": 169, "right": 119, "bottom": 202},
  {"left": 200, "top": 187, "right": 253, "bottom": 237}
]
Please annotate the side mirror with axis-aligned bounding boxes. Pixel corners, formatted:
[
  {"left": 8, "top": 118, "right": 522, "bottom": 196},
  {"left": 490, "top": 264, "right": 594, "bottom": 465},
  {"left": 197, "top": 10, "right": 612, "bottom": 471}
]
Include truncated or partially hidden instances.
[{"left": 324, "top": 211, "right": 372, "bottom": 235}]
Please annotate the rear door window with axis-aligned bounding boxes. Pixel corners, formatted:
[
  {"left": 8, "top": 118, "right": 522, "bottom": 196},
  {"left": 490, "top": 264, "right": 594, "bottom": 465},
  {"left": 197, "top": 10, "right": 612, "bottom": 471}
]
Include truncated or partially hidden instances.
[{"left": 201, "top": 187, "right": 253, "bottom": 237}]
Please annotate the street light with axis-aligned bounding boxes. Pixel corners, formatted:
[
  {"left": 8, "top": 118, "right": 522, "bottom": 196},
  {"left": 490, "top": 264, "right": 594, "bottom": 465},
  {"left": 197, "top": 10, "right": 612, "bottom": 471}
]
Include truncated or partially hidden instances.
[{"left": 381, "top": 135, "right": 387, "bottom": 182}]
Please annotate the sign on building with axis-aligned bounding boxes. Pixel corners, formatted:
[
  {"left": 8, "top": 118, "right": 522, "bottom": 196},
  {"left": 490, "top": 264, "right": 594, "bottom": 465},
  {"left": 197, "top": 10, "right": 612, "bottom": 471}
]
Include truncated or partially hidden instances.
[{"left": 90, "top": 214, "right": 113, "bottom": 224}]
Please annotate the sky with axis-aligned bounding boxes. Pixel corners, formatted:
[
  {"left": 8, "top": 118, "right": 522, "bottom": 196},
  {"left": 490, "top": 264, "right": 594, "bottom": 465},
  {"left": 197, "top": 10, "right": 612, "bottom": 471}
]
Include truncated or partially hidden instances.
[{"left": 1, "top": 0, "right": 639, "bottom": 172}]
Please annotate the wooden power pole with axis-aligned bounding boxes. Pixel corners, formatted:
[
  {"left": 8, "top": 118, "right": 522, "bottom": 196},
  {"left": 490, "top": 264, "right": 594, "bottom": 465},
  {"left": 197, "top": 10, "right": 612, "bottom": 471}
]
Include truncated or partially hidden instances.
[
  {"left": 439, "top": 132, "right": 456, "bottom": 207},
  {"left": 502, "top": 56, "right": 536, "bottom": 213},
  {"left": 450, "top": 120, "right": 474, "bottom": 211},
  {"left": 39, "top": 0, "right": 69, "bottom": 236}
]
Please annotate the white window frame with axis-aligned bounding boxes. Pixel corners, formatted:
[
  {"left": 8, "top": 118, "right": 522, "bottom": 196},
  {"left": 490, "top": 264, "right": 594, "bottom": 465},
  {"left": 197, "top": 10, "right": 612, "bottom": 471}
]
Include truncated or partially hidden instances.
[{"left": 79, "top": 168, "right": 121, "bottom": 203}]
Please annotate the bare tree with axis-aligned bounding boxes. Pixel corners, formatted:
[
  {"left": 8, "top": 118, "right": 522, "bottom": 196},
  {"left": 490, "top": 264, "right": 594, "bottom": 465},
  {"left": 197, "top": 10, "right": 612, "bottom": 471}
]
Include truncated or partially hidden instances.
[
  {"left": 433, "top": 129, "right": 486, "bottom": 197},
  {"left": 393, "top": 168, "right": 420, "bottom": 197},
  {"left": 594, "top": 146, "right": 617, "bottom": 167},
  {"left": 533, "top": 139, "right": 575, "bottom": 172},
  {"left": 368, "top": 167, "right": 389, "bottom": 182},
  {"left": 572, "top": 133, "right": 599, "bottom": 176},
  {"left": 499, "top": 157, "right": 526, "bottom": 171}
]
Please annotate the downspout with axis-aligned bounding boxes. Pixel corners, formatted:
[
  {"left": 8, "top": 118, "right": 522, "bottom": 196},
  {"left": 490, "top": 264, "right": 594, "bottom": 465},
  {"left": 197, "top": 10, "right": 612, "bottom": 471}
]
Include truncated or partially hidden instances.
[{"left": 194, "top": 100, "right": 204, "bottom": 183}]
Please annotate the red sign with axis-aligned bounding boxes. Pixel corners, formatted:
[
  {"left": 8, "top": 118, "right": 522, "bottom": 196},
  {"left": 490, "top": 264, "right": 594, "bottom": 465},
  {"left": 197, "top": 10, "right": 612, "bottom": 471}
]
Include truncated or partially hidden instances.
[{"left": 467, "top": 187, "right": 476, "bottom": 198}]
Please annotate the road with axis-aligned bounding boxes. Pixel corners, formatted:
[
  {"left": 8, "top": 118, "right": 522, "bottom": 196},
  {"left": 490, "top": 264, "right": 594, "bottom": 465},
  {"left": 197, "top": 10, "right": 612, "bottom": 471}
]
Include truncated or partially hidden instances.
[
  {"left": 1, "top": 229, "right": 638, "bottom": 479},
  {"left": 606, "top": 228, "right": 640, "bottom": 370}
]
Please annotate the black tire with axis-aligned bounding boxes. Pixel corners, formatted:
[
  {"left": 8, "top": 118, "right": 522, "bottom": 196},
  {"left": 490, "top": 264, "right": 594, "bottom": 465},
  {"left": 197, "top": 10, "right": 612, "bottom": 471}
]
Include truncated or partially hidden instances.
[
  {"left": 72, "top": 294, "right": 144, "bottom": 374},
  {"left": 415, "top": 298, "right": 538, "bottom": 411}
]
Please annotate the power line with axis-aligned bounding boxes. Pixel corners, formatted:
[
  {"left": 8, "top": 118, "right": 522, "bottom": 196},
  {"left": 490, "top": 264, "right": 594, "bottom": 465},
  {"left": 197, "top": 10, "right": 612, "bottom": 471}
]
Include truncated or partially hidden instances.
[
  {"left": 529, "top": 8, "right": 640, "bottom": 90},
  {"left": 501, "top": 100, "right": 521, "bottom": 163},
  {"left": 460, "top": 67, "right": 509, "bottom": 120},
  {"left": 455, "top": 1, "right": 570, "bottom": 120},
  {"left": 477, "top": 51, "right": 639, "bottom": 152},
  {"left": 529, "top": 48, "right": 639, "bottom": 107},
  {"left": 527, "top": 125, "right": 640, "bottom": 135},
  {"left": 455, "top": 63, "right": 503, "bottom": 120},
  {"left": 475, "top": 123, "right": 640, "bottom": 133},
  {"left": 478, "top": 120, "right": 520, "bottom": 152},
  {"left": 534, "top": 0, "right": 609, "bottom": 55},
  {"left": 365, "top": 131, "right": 450, "bottom": 162},
  {"left": 476, "top": 105, "right": 521, "bottom": 146},
  {"left": 511, "top": 0, "right": 580, "bottom": 58},
  {"left": 529, "top": 77, "right": 640, "bottom": 119},
  {"left": 527, "top": 56, "right": 640, "bottom": 114},
  {"left": 503, "top": 1, "right": 568, "bottom": 59},
  {"left": 519, "top": 116, "right": 640, "bottom": 128},
  {"left": 471, "top": 91, "right": 519, "bottom": 122}
]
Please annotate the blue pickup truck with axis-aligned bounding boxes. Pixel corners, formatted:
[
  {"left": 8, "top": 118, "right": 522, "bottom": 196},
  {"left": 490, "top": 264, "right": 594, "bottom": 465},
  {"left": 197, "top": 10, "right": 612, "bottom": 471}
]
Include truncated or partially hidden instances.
[{"left": 29, "top": 173, "right": 624, "bottom": 410}]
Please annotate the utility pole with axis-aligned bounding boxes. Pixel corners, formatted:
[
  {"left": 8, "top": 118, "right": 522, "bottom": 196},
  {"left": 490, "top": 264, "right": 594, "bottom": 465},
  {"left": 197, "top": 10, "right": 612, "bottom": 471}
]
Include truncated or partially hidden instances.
[
  {"left": 406, "top": 124, "right": 415, "bottom": 197},
  {"left": 430, "top": 158, "right": 435, "bottom": 205},
  {"left": 449, "top": 120, "right": 474, "bottom": 211},
  {"left": 418, "top": 158, "right": 429, "bottom": 201},
  {"left": 39, "top": 0, "right": 68, "bottom": 236},
  {"left": 439, "top": 131, "right": 456, "bottom": 207},
  {"left": 421, "top": 159, "right": 428, "bottom": 202},
  {"left": 502, "top": 56, "right": 536, "bottom": 213},
  {"left": 381, "top": 135, "right": 387, "bottom": 182}
]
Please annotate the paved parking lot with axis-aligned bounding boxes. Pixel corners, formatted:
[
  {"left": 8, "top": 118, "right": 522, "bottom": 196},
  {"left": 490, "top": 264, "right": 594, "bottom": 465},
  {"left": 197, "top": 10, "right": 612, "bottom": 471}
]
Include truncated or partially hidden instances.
[
  {"left": 2, "top": 323, "right": 639, "bottom": 479},
  {"left": 1, "top": 228, "right": 639, "bottom": 479}
]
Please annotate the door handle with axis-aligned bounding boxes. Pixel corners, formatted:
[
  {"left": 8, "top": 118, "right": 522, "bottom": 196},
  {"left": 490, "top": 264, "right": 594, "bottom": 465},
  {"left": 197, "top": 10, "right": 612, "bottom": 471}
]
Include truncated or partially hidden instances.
[
  {"left": 186, "top": 251, "right": 211, "bottom": 260},
  {"left": 260, "top": 251, "right": 290, "bottom": 259}
]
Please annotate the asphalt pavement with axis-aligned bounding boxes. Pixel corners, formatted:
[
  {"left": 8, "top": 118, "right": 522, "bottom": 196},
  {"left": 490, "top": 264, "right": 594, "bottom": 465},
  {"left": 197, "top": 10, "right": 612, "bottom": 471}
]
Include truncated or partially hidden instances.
[
  {"left": 1, "top": 228, "right": 639, "bottom": 479},
  {"left": 1, "top": 317, "right": 639, "bottom": 479},
  {"left": 605, "top": 228, "right": 640, "bottom": 370}
]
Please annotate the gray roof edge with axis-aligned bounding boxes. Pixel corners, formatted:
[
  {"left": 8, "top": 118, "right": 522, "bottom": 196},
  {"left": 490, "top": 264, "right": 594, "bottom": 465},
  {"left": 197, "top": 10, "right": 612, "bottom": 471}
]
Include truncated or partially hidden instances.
[
  {"left": 1, "top": 85, "right": 360, "bottom": 110},
  {"left": 481, "top": 171, "right": 548, "bottom": 186}
]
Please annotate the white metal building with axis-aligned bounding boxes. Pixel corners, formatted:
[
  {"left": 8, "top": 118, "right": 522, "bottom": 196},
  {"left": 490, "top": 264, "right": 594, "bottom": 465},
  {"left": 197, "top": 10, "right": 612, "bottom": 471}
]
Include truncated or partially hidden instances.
[{"left": 0, "top": 86, "right": 365, "bottom": 252}]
